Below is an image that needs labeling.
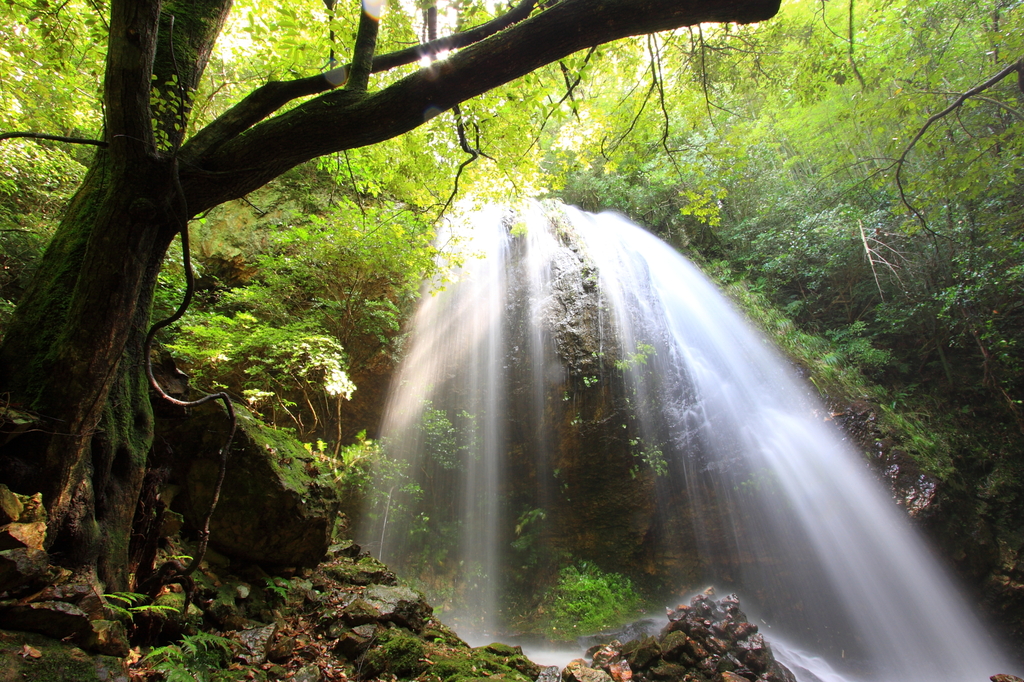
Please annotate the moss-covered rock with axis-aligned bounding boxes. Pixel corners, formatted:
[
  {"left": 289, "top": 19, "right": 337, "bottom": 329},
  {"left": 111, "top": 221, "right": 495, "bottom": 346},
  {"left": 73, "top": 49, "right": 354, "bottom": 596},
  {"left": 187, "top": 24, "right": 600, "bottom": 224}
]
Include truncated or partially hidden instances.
[
  {"left": 0, "top": 629, "right": 126, "bottom": 681},
  {"left": 359, "top": 629, "right": 426, "bottom": 678},
  {"left": 161, "top": 403, "right": 341, "bottom": 567}
]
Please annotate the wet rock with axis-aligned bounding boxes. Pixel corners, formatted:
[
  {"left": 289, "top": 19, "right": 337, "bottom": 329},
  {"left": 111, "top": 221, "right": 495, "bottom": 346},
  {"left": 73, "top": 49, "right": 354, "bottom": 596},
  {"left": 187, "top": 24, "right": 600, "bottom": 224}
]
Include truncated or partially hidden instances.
[
  {"left": 538, "top": 666, "right": 561, "bottom": 682},
  {"left": 293, "top": 664, "right": 322, "bottom": 682},
  {"left": 329, "top": 539, "right": 362, "bottom": 559},
  {"left": 0, "top": 547, "right": 48, "bottom": 593},
  {"left": 322, "top": 555, "right": 396, "bottom": 586},
  {"left": 234, "top": 622, "right": 277, "bottom": 664},
  {"left": 649, "top": 661, "right": 689, "bottom": 680},
  {"left": 0, "top": 522, "right": 46, "bottom": 551},
  {"left": 334, "top": 625, "right": 375, "bottom": 660},
  {"left": 268, "top": 633, "right": 296, "bottom": 662},
  {"left": 361, "top": 584, "right": 431, "bottom": 632},
  {"left": 480, "top": 642, "right": 543, "bottom": 680},
  {"left": 591, "top": 641, "right": 621, "bottom": 667},
  {"left": 34, "top": 583, "right": 106, "bottom": 620},
  {"left": 15, "top": 492, "right": 46, "bottom": 524},
  {"left": 720, "top": 672, "right": 751, "bottom": 682},
  {"left": 607, "top": 659, "right": 633, "bottom": 682},
  {"left": 735, "top": 634, "right": 771, "bottom": 674},
  {"left": 623, "top": 634, "right": 662, "bottom": 670},
  {"left": 341, "top": 597, "right": 380, "bottom": 626},
  {"left": 563, "top": 658, "right": 614, "bottom": 682},
  {"left": 991, "top": 676, "right": 1024, "bottom": 682},
  {"left": 659, "top": 631, "right": 693, "bottom": 663}
]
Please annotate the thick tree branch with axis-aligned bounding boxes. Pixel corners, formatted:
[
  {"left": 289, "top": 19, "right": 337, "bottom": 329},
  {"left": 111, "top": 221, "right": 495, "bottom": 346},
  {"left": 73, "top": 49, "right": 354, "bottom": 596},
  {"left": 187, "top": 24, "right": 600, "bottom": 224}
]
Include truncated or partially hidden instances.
[
  {"left": 152, "top": 0, "right": 233, "bottom": 150},
  {"left": 182, "top": 0, "right": 780, "bottom": 214},
  {"left": 104, "top": 0, "right": 161, "bottom": 158},
  {"left": 181, "top": 0, "right": 538, "bottom": 164},
  {"left": 181, "top": 75, "right": 335, "bottom": 163},
  {"left": 347, "top": 8, "right": 380, "bottom": 92},
  {"left": 371, "top": 0, "right": 538, "bottom": 73}
]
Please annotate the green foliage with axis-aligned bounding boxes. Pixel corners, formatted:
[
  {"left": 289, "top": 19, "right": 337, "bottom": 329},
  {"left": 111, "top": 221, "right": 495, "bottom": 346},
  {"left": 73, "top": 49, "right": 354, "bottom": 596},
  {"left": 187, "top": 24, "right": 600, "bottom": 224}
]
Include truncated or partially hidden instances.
[
  {"left": 263, "top": 577, "right": 290, "bottom": 602},
  {"left": 628, "top": 437, "right": 667, "bottom": 477},
  {"left": 144, "top": 632, "right": 237, "bottom": 682},
  {"left": 541, "top": 0, "right": 1024, "bottom": 471},
  {"left": 169, "top": 312, "right": 354, "bottom": 430},
  {"left": 105, "top": 592, "right": 180, "bottom": 621},
  {"left": 538, "top": 561, "right": 644, "bottom": 638}
]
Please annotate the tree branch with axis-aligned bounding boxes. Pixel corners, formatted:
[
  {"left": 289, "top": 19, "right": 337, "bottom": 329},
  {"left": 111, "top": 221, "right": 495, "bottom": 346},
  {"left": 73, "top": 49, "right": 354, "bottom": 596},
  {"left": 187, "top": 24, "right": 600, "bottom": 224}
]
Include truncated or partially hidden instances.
[
  {"left": 104, "top": 0, "right": 162, "bottom": 158},
  {"left": 180, "top": 0, "right": 538, "bottom": 163},
  {"left": 0, "top": 131, "right": 108, "bottom": 147},
  {"left": 894, "top": 56, "right": 1023, "bottom": 228},
  {"left": 181, "top": 0, "right": 781, "bottom": 215},
  {"left": 347, "top": 6, "right": 380, "bottom": 92},
  {"left": 371, "top": 0, "right": 538, "bottom": 73}
]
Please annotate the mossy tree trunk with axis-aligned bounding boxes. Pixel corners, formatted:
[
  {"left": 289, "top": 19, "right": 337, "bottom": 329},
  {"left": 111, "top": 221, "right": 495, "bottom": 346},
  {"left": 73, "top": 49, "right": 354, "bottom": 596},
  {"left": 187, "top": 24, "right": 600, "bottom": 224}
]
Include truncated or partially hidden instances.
[
  {"left": 0, "top": 0, "right": 779, "bottom": 590},
  {"left": 0, "top": 0, "right": 229, "bottom": 589}
]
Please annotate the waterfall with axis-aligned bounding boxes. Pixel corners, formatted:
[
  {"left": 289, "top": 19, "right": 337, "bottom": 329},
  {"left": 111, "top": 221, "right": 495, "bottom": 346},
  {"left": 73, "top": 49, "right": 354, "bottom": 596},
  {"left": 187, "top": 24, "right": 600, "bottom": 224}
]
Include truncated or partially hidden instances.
[{"left": 359, "top": 202, "right": 1014, "bottom": 682}]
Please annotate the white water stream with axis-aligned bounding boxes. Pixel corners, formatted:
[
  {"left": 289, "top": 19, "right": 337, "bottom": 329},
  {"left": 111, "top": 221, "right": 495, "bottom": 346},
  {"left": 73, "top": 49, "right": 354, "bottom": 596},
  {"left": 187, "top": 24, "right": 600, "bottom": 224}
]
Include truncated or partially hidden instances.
[{"left": 361, "top": 202, "right": 1015, "bottom": 682}]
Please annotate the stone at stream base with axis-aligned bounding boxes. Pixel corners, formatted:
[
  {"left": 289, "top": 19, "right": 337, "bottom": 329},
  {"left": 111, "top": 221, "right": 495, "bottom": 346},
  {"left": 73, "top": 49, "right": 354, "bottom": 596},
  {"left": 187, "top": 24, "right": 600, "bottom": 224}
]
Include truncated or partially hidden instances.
[
  {"left": 161, "top": 402, "right": 342, "bottom": 567},
  {"left": 564, "top": 659, "right": 614, "bottom": 682},
  {"left": 991, "top": 676, "right": 1024, "bottom": 682},
  {"left": 582, "top": 592, "right": 796, "bottom": 682}
]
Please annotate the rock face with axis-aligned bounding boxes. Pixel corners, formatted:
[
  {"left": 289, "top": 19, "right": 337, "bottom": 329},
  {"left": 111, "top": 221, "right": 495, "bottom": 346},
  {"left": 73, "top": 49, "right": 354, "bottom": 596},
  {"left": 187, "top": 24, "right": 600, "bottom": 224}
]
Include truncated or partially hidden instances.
[
  {"left": 160, "top": 403, "right": 341, "bottom": 567},
  {"left": 574, "top": 592, "right": 796, "bottom": 682}
]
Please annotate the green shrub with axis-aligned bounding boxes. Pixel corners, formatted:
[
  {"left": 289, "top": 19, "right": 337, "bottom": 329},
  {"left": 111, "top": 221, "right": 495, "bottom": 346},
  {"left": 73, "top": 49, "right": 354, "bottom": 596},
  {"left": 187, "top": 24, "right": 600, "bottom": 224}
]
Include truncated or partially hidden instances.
[{"left": 539, "top": 561, "right": 643, "bottom": 638}]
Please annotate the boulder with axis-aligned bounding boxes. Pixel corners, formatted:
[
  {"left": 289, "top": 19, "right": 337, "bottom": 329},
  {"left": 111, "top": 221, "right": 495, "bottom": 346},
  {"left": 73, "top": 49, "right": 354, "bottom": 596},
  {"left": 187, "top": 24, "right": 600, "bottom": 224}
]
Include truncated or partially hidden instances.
[
  {"left": 0, "top": 521, "right": 46, "bottom": 550},
  {"left": 360, "top": 584, "right": 432, "bottom": 632},
  {"left": 163, "top": 403, "right": 341, "bottom": 567},
  {"left": 607, "top": 659, "right": 633, "bottom": 682},
  {"left": 0, "top": 547, "right": 48, "bottom": 593},
  {"left": 1, "top": 600, "right": 91, "bottom": 639}
]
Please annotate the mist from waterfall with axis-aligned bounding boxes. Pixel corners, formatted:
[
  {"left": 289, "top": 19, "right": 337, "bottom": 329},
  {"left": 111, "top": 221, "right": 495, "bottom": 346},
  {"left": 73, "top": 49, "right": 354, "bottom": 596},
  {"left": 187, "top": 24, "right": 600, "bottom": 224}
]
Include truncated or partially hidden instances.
[{"left": 359, "top": 202, "right": 1014, "bottom": 682}]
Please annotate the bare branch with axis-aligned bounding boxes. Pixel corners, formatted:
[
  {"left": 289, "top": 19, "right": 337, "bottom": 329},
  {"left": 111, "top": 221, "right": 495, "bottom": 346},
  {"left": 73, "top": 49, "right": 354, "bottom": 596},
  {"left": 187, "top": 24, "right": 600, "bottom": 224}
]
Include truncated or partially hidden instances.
[{"left": 894, "top": 56, "right": 1023, "bottom": 229}]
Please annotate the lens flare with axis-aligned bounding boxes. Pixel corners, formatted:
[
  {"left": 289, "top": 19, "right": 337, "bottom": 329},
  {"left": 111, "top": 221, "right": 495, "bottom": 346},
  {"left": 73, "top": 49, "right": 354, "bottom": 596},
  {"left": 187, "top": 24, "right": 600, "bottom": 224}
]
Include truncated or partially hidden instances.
[{"left": 362, "top": 0, "right": 384, "bottom": 20}]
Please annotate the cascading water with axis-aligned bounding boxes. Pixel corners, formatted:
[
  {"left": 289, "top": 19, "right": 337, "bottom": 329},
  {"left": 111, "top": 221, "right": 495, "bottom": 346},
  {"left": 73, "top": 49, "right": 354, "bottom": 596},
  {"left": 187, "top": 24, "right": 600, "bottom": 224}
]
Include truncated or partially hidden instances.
[{"left": 359, "top": 201, "right": 1015, "bottom": 681}]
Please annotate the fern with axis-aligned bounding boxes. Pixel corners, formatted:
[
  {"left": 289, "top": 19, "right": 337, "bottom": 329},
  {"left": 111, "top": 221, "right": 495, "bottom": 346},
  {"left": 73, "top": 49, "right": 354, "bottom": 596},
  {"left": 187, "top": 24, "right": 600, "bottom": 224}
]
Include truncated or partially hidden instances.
[{"left": 145, "top": 632, "right": 237, "bottom": 682}]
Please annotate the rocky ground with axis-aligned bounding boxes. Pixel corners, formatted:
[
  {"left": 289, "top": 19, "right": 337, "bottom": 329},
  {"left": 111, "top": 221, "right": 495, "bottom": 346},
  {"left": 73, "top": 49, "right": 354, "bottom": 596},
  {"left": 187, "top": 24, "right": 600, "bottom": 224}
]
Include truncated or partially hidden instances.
[{"left": 1, "top": 531, "right": 543, "bottom": 682}]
